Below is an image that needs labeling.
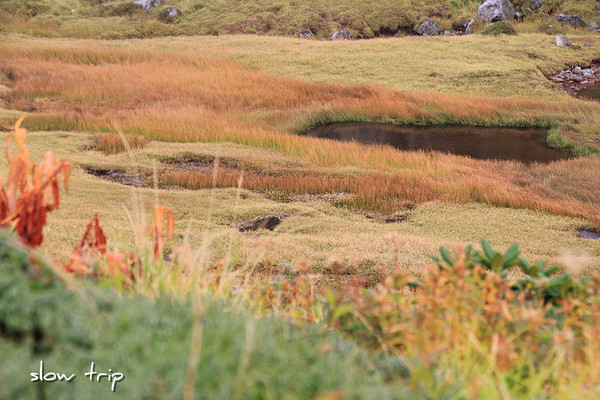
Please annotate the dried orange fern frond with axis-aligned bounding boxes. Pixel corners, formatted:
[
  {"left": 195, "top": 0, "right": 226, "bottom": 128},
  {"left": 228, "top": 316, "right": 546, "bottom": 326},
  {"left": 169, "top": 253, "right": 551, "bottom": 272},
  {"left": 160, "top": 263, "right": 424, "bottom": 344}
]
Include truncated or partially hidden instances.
[{"left": 0, "top": 116, "right": 71, "bottom": 247}]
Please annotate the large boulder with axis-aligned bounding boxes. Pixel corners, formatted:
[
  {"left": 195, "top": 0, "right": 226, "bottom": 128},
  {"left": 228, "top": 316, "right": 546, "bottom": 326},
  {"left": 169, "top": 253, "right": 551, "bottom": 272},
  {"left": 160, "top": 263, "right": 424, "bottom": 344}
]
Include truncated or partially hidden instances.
[
  {"left": 555, "top": 35, "right": 572, "bottom": 47},
  {"left": 530, "top": 0, "right": 543, "bottom": 10},
  {"left": 416, "top": 18, "right": 443, "bottom": 36},
  {"left": 555, "top": 14, "right": 586, "bottom": 28},
  {"left": 331, "top": 29, "right": 354, "bottom": 40},
  {"left": 478, "top": 0, "right": 515, "bottom": 23}
]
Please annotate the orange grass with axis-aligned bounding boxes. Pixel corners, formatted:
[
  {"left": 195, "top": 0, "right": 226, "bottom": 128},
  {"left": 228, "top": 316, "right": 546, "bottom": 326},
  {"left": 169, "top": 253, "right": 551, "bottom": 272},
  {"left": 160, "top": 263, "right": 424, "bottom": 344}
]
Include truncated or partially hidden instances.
[
  {"left": 1, "top": 42, "right": 599, "bottom": 225},
  {"left": 96, "top": 133, "right": 148, "bottom": 155}
]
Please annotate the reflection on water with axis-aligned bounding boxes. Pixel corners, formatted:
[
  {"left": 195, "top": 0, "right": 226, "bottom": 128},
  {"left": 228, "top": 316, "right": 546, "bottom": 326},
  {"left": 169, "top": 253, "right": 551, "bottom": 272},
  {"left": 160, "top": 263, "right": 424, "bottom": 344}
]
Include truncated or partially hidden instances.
[{"left": 307, "top": 123, "right": 571, "bottom": 163}]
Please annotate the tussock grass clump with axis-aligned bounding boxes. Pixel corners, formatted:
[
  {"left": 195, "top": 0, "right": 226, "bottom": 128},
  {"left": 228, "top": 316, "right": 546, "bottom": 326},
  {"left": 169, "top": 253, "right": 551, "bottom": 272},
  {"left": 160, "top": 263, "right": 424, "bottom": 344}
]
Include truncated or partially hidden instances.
[{"left": 95, "top": 133, "right": 148, "bottom": 155}]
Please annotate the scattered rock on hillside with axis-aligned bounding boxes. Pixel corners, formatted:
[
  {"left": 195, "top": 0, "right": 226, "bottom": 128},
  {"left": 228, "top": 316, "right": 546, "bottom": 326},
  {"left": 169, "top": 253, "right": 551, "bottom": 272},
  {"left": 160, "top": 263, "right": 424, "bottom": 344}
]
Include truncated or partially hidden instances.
[
  {"left": 530, "top": 0, "right": 543, "bottom": 10},
  {"left": 588, "top": 22, "right": 600, "bottom": 32},
  {"left": 464, "top": 19, "right": 477, "bottom": 35},
  {"left": 555, "top": 35, "right": 572, "bottom": 47},
  {"left": 133, "top": 0, "right": 162, "bottom": 12},
  {"left": 478, "top": 0, "right": 515, "bottom": 23},
  {"left": 555, "top": 14, "right": 586, "bottom": 28},
  {"left": 299, "top": 30, "right": 315, "bottom": 39},
  {"left": 416, "top": 18, "right": 442, "bottom": 36},
  {"left": 158, "top": 7, "right": 181, "bottom": 22},
  {"left": 331, "top": 29, "right": 354, "bottom": 40}
]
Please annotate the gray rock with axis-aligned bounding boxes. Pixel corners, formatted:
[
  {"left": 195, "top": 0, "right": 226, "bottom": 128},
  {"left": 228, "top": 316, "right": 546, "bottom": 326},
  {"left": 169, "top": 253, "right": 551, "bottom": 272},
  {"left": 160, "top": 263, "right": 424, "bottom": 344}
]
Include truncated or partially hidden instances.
[
  {"left": 416, "top": 18, "right": 443, "bottom": 36},
  {"left": 555, "top": 14, "right": 586, "bottom": 28},
  {"left": 588, "top": 22, "right": 599, "bottom": 31},
  {"left": 133, "top": 0, "right": 151, "bottom": 12},
  {"left": 166, "top": 7, "right": 179, "bottom": 16},
  {"left": 299, "top": 30, "right": 315, "bottom": 39},
  {"left": 555, "top": 35, "right": 572, "bottom": 47},
  {"left": 478, "top": 0, "right": 515, "bottom": 23},
  {"left": 515, "top": 11, "right": 523, "bottom": 20},
  {"left": 530, "top": 0, "right": 543, "bottom": 10},
  {"left": 331, "top": 29, "right": 354, "bottom": 40},
  {"left": 465, "top": 19, "right": 477, "bottom": 35},
  {"left": 133, "top": 0, "right": 162, "bottom": 12},
  {"left": 443, "top": 30, "right": 451, "bottom": 36}
]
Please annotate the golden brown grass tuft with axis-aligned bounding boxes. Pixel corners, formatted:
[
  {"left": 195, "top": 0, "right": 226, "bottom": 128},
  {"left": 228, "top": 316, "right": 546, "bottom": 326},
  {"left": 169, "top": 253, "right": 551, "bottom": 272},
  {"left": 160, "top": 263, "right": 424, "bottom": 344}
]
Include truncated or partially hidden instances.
[{"left": 96, "top": 133, "right": 148, "bottom": 155}]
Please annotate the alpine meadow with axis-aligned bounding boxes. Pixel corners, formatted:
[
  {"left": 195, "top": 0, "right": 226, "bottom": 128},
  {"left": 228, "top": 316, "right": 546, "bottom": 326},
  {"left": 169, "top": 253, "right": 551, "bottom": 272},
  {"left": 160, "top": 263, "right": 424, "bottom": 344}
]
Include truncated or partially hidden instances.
[{"left": 1, "top": 0, "right": 600, "bottom": 399}]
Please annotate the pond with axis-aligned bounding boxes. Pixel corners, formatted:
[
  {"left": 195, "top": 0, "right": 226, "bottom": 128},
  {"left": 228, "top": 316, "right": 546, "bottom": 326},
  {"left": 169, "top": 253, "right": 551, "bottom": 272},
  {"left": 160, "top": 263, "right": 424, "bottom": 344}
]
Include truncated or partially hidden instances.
[{"left": 307, "top": 123, "right": 571, "bottom": 163}]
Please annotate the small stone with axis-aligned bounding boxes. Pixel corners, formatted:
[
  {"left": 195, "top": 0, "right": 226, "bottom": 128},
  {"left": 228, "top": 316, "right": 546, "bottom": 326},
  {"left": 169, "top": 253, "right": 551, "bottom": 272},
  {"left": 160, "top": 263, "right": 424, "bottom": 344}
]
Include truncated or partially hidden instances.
[
  {"left": 530, "top": 0, "right": 543, "bottom": 10},
  {"left": 416, "top": 18, "right": 443, "bottom": 36},
  {"left": 464, "top": 19, "right": 477, "bottom": 35},
  {"left": 331, "top": 29, "right": 354, "bottom": 40},
  {"left": 299, "top": 30, "right": 315, "bottom": 39},
  {"left": 443, "top": 30, "right": 451, "bottom": 36},
  {"left": 555, "top": 35, "right": 572, "bottom": 47}
]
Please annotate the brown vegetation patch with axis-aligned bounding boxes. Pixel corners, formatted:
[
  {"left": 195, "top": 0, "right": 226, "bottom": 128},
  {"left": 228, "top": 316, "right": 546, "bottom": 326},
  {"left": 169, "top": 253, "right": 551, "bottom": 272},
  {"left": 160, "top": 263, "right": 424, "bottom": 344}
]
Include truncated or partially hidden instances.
[{"left": 95, "top": 133, "right": 148, "bottom": 155}]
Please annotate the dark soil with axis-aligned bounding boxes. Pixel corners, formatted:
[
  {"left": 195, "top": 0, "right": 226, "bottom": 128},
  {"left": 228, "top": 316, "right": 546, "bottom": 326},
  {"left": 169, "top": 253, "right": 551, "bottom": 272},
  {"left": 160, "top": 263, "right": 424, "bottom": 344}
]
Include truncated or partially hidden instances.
[{"left": 237, "top": 213, "right": 288, "bottom": 232}]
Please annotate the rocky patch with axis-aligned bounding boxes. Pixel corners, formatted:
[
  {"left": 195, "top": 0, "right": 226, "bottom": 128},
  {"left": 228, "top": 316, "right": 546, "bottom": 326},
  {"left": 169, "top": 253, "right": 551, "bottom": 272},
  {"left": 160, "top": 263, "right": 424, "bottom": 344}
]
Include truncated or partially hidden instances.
[{"left": 549, "top": 64, "right": 600, "bottom": 95}]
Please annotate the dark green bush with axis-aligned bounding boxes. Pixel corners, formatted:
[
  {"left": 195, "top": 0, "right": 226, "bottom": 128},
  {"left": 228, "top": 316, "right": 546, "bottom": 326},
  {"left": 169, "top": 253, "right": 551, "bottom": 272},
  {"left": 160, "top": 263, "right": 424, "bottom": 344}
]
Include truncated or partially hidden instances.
[{"left": 483, "top": 21, "right": 518, "bottom": 36}]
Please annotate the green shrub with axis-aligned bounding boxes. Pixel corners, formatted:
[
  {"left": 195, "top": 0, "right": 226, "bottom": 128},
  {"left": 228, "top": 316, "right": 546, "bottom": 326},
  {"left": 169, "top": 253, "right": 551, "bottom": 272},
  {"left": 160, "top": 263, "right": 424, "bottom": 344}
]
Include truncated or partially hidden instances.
[{"left": 483, "top": 21, "right": 518, "bottom": 36}]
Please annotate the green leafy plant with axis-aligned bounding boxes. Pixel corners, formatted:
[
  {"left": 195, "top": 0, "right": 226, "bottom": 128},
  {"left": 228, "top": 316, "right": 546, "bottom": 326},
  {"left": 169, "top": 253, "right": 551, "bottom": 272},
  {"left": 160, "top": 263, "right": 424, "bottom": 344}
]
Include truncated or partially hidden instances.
[{"left": 432, "top": 239, "right": 587, "bottom": 303}]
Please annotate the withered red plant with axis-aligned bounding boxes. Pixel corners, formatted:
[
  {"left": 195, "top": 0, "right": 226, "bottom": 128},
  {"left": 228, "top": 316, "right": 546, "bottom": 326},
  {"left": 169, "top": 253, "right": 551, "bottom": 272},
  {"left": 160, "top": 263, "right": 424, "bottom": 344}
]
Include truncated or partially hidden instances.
[
  {"left": 64, "top": 213, "right": 138, "bottom": 283},
  {"left": 0, "top": 116, "right": 71, "bottom": 247}
]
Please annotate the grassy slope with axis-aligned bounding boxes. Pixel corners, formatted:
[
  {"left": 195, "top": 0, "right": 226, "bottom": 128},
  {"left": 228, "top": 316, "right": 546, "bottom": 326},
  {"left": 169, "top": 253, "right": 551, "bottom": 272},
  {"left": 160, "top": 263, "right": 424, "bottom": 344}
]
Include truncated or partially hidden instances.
[{"left": 3, "top": 0, "right": 600, "bottom": 39}]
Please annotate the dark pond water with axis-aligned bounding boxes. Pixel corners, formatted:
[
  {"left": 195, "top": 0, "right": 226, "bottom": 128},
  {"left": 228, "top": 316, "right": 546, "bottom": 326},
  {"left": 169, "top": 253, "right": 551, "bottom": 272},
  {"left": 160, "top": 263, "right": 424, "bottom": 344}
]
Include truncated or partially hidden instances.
[
  {"left": 307, "top": 123, "right": 571, "bottom": 163},
  {"left": 578, "top": 229, "right": 600, "bottom": 240},
  {"left": 576, "top": 85, "right": 600, "bottom": 101}
]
